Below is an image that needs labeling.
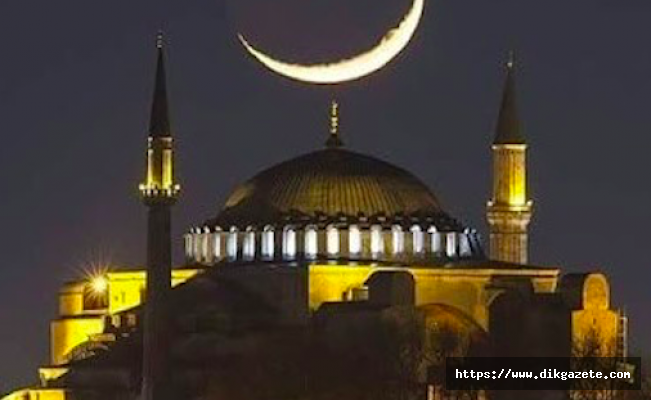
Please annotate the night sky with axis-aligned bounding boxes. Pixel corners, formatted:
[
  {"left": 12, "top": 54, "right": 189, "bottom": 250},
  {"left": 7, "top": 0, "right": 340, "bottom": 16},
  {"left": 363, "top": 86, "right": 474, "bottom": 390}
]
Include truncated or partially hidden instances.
[{"left": 1, "top": 0, "right": 650, "bottom": 392}]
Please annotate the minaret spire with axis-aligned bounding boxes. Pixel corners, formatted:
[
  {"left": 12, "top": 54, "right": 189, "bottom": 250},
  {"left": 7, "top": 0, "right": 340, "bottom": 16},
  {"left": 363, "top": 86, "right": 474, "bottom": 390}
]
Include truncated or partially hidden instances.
[
  {"left": 486, "top": 51, "right": 533, "bottom": 264},
  {"left": 139, "top": 31, "right": 179, "bottom": 400},
  {"left": 326, "top": 99, "right": 344, "bottom": 149},
  {"left": 150, "top": 32, "right": 171, "bottom": 139},
  {"left": 494, "top": 51, "right": 525, "bottom": 145}
]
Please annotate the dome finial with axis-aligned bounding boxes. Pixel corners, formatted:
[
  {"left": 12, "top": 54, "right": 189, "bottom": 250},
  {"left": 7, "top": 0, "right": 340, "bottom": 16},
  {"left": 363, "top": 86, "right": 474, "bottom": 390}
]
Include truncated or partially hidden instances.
[
  {"left": 506, "top": 49, "right": 515, "bottom": 69},
  {"left": 156, "top": 31, "right": 165, "bottom": 49},
  {"left": 326, "top": 99, "right": 343, "bottom": 149}
]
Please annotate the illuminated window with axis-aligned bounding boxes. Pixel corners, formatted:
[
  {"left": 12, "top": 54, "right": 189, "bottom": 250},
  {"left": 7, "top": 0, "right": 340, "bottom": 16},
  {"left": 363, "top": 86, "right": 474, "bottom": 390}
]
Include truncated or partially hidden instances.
[
  {"left": 446, "top": 232, "right": 457, "bottom": 258},
  {"left": 283, "top": 227, "right": 297, "bottom": 259},
  {"left": 327, "top": 225, "right": 340, "bottom": 257},
  {"left": 459, "top": 230, "right": 472, "bottom": 257},
  {"left": 193, "top": 230, "right": 202, "bottom": 261},
  {"left": 349, "top": 225, "right": 361, "bottom": 256},
  {"left": 428, "top": 226, "right": 442, "bottom": 254},
  {"left": 392, "top": 225, "right": 404, "bottom": 255},
  {"left": 411, "top": 225, "right": 423, "bottom": 255},
  {"left": 304, "top": 226, "right": 318, "bottom": 259},
  {"left": 243, "top": 227, "right": 255, "bottom": 261},
  {"left": 202, "top": 229, "right": 211, "bottom": 262},
  {"left": 262, "top": 226, "right": 274, "bottom": 260},
  {"left": 184, "top": 234, "right": 193, "bottom": 260},
  {"left": 370, "top": 225, "right": 384, "bottom": 258},
  {"left": 213, "top": 227, "right": 223, "bottom": 261},
  {"left": 227, "top": 227, "right": 238, "bottom": 260}
]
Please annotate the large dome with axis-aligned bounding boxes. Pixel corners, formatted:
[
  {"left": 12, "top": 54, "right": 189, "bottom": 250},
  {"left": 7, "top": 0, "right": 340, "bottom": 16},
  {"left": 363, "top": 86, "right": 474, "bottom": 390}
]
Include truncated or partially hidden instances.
[{"left": 209, "top": 148, "right": 460, "bottom": 229}]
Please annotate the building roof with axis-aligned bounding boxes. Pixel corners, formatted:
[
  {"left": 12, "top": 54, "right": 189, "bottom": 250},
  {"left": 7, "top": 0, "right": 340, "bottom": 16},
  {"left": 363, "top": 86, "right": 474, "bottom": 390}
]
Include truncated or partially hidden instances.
[{"left": 208, "top": 147, "right": 461, "bottom": 229}]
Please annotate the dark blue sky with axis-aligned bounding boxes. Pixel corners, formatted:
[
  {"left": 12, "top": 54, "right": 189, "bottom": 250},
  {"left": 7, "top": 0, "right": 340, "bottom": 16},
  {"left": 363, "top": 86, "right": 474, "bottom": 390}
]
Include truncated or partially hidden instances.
[{"left": 1, "top": 0, "right": 650, "bottom": 392}]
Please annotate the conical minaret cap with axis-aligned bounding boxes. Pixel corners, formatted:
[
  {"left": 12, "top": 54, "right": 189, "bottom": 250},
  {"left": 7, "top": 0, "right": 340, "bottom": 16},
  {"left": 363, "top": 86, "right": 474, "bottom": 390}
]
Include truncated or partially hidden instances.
[
  {"left": 493, "top": 52, "right": 526, "bottom": 145},
  {"left": 149, "top": 32, "right": 172, "bottom": 138}
]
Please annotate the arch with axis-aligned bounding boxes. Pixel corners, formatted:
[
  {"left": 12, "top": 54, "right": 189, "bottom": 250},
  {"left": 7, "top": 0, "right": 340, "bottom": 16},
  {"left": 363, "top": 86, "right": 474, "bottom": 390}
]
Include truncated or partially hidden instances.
[
  {"left": 183, "top": 234, "right": 193, "bottom": 260},
  {"left": 304, "top": 225, "right": 318, "bottom": 259},
  {"left": 227, "top": 226, "right": 239, "bottom": 260},
  {"left": 370, "top": 225, "right": 384, "bottom": 258},
  {"left": 419, "top": 303, "right": 488, "bottom": 354},
  {"left": 428, "top": 226, "right": 442, "bottom": 254},
  {"left": 349, "top": 225, "right": 362, "bottom": 256},
  {"left": 459, "top": 230, "right": 472, "bottom": 257},
  {"left": 243, "top": 226, "right": 256, "bottom": 261},
  {"left": 193, "top": 229, "right": 202, "bottom": 262},
  {"left": 446, "top": 232, "right": 457, "bottom": 258},
  {"left": 411, "top": 225, "right": 424, "bottom": 255},
  {"left": 326, "top": 225, "right": 340, "bottom": 257},
  {"left": 212, "top": 226, "right": 223, "bottom": 261},
  {"left": 283, "top": 226, "right": 297, "bottom": 260},
  {"left": 261, "top": 225, "right": 275, "bottom": 260},
  {"left": 392, "top": 225, "right": 405, "bottom": 255}
]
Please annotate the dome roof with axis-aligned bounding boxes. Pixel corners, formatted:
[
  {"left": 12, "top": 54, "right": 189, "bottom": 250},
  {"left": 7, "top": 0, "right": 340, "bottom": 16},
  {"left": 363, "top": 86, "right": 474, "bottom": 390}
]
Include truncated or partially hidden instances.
[{"left": 207, "top": 148, "right": 461, "bottom": 229}]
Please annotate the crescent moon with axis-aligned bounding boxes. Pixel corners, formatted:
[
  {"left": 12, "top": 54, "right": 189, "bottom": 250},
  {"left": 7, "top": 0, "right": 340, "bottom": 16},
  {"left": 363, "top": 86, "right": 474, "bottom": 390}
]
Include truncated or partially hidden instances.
[{"left": 238, "top": 0, "right": 425, "bottom": 84}]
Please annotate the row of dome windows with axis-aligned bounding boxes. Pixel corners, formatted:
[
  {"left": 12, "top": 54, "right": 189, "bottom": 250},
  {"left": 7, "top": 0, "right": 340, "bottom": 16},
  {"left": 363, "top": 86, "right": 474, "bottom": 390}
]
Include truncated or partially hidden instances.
[{"left": 184, "top": 225, "right": 480, "bottom": 264}]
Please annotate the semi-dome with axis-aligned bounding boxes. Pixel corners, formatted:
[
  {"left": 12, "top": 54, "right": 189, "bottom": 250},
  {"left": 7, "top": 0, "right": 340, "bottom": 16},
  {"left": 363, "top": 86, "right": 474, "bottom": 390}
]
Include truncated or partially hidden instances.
[{"left": 209, "top": 148, "right": 460, "bottom": 229}]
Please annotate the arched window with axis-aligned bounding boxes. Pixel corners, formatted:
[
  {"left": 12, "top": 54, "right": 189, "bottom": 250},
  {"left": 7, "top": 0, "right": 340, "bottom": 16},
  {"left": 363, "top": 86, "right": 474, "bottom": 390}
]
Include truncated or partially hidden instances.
[
  {"left": 326, "top": 225, "right": 340, "bottom": 257},
  {"left": 262, "top": 225, "right": 275, "bottom": 260},
  {"left": 213, "top": 227, "right": 223, "bottom": 261},
  {"left": 184, "top": 234, "right": 193, "bottom": 260},
  {"left": 459, "top": 230, "right": 472, "bottom": 257},
  {"left": 428, "top": 226, "right": 442, "bottom": 254},
  {"left": 243, "top": 227, "right": 256, "bottom": 261},
  {"left": 349, "top": 225, "right": 361, "bottom": 256},
  {"left": 192, "top": 229, "right": 202, "bottom": 261},
  {"left": 392, "top": 225, "right": 404, "bottom": 255},
  {"left": 411, "top": 225, "right": 424, "bottom": 255},
  {"left": 370, "top": 225, "right": 384, "bottom": 258},
  {"left": 283, "top": 226, "right": 297, "bottom": 260},
  {"left": 202, "top": 228, "right": 212, "bottom": 263},
  {"left": 446, "top": 232, "right": 457, "bottom": 258},
  {"left": 227, "top": 227, "right": 238, "bottom": 260},
  {"left": 304, "top": 225, "right": 318, "bottom": 259}
]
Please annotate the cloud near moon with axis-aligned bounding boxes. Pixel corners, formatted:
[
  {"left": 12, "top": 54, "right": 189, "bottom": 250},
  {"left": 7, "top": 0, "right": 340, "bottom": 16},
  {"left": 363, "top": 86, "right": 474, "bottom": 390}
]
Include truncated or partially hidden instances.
[{"left": 237, "top": 0, "right": 425, "bottom": 85}]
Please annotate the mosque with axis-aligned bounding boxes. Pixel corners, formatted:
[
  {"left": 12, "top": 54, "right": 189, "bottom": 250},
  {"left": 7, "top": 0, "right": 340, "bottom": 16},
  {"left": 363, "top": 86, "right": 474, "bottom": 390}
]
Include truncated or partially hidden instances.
[{"left": 1, "top": 38, "right": 628, "bottom": 400}]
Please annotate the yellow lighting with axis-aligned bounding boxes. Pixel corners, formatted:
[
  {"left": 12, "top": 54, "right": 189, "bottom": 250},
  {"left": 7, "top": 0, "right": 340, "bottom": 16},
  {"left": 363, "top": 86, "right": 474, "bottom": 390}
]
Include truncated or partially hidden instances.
[
  {"left": 237, "top": 0, "right": 424, "bottom": 84},
  {"left": 90, "top": 275, "right": 108, "bottom": 294}
]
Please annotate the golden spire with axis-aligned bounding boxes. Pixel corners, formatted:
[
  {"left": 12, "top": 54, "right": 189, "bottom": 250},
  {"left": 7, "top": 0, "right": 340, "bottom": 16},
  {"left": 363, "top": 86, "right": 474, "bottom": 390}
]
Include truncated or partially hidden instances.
[{"left": 326, "top": 99, "right": 343, "bottom": 148}]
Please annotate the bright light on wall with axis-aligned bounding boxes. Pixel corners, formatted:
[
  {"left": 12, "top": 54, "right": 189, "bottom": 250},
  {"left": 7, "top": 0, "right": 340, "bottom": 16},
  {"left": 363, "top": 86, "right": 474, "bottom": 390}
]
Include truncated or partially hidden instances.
[{"left": 90, "top": 276, "right": 108, "bottom": 294}]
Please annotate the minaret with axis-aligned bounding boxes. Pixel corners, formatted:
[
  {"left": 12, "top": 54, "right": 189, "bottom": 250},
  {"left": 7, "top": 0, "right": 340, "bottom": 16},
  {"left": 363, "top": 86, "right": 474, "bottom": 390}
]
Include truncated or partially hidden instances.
[
  {"left": 139, "top": 33, "right": 180, "bottom": 400},
  {"left": 486, "top": 53, "right": 533, "bottom": 264}
]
